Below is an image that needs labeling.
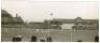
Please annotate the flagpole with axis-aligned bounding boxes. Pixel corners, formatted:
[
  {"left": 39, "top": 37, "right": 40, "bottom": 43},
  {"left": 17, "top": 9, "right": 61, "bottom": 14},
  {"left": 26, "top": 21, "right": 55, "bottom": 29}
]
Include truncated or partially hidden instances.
[{"left": 47, "top": 12, "right": 54, "bottom": 42}]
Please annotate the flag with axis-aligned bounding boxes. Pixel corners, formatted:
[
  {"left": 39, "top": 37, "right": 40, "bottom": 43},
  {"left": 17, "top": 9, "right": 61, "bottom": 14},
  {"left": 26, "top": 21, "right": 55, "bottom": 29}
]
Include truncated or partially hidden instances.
[{"left": 50, "top": 13, "right": 53, "bottom": 16}]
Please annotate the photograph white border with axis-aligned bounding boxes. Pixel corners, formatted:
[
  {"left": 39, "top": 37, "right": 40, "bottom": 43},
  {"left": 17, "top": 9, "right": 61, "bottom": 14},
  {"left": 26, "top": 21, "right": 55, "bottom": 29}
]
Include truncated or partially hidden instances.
[{"left": 0, "top": 0, "right": 99, "bottom": 43}]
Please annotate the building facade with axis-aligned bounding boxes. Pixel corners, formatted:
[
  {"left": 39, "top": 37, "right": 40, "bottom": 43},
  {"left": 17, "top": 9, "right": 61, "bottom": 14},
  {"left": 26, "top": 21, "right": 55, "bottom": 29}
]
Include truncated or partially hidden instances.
[{"left": 1, "top": 10, "right": 24, "bottom": 28}]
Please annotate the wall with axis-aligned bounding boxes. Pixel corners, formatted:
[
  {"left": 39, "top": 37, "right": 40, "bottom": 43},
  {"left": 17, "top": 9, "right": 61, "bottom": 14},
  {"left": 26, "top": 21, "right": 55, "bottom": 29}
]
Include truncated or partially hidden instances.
[{"left": 61, "top": 23, "right": 74, "bottom": 29}]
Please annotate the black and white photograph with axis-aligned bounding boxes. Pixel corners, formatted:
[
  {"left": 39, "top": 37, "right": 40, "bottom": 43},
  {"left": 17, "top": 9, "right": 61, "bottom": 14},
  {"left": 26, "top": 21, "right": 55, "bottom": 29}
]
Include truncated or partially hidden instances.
[{"left": 1, "top": 0, "right": 99, "bottom": 42}]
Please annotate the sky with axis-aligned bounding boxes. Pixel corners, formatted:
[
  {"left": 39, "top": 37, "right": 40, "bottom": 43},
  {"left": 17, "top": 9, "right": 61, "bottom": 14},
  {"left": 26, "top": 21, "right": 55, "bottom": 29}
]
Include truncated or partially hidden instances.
[{"left": 1, "top": 0, "right": 98, "bottom": 22}]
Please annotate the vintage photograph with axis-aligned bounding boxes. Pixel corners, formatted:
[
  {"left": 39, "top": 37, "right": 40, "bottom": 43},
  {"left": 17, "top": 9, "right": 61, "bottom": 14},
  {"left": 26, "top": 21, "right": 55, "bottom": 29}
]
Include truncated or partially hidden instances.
[{"left": 1, "top": 0, "right": 99, "bottom": 42}]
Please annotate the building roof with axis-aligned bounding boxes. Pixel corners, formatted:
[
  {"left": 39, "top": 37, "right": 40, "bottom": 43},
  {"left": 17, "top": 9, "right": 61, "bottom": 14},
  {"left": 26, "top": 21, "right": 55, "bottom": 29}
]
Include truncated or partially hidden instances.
[
  {"left": 44, "top": 17, "right": 98, "bottom": 24},
  {"left": 13, "top": 17, "right": 24, "bottom": 24},
  {"left": 2, "top": 9, "right": 24, "bottom": 24},
  {"left": 1, "top": 9, "right": 13, "bottom": 18},
  {"left": 52, "top": 19, "right": 74, "bottom": 24}
]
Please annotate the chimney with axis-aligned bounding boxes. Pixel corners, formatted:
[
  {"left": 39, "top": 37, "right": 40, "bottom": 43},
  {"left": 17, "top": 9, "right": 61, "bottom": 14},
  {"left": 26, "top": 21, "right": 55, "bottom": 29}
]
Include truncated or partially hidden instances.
[{"left": 16, "top": 13, "right": 19, "bottom": 18}]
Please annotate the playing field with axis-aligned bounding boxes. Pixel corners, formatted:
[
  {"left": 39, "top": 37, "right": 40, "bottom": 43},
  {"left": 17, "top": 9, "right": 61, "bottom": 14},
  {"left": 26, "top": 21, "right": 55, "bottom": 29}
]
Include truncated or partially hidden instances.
[{"left": 1, "top": 28, "right": 98, "bottom": 42}]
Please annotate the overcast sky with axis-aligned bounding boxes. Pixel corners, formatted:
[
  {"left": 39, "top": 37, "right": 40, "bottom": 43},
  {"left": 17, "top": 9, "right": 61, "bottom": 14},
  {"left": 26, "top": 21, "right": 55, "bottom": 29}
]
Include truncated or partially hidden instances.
[{"left": 1, "top": 0, "right": 98, "bottom": 22}]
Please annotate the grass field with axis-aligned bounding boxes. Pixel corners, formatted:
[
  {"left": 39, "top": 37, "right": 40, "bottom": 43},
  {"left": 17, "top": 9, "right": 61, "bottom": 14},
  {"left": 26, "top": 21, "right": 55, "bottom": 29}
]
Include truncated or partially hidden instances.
[{"left": 1, "top": 28, "right": 98, "bottom": 42}]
